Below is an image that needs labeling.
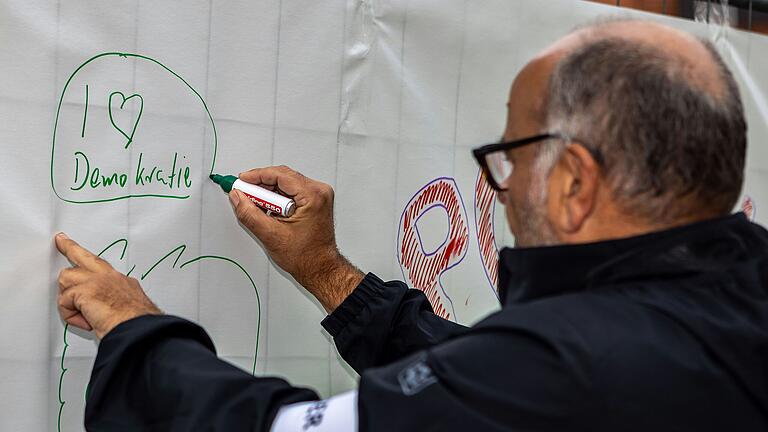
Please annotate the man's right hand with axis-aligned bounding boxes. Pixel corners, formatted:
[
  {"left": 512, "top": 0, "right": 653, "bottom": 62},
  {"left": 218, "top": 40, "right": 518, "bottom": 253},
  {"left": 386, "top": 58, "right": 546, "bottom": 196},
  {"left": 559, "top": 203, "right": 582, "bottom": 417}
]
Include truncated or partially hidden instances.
[{"left": 229, "top": 165, "right": 365, "bottom": 313}]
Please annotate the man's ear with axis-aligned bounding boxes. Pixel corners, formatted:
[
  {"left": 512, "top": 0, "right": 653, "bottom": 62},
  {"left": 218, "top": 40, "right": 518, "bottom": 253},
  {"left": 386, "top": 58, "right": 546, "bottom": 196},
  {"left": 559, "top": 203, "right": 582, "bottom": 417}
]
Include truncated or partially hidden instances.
[{"left": 547, "top": 143, "right": 600, "bottom": 234}]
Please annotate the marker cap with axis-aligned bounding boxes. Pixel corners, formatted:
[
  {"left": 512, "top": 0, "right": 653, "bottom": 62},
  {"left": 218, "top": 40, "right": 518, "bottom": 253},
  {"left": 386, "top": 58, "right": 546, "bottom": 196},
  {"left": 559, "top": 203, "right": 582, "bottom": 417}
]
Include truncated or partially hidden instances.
[{"left": 284, "top": 201, "right": 296, "bottom": 217}]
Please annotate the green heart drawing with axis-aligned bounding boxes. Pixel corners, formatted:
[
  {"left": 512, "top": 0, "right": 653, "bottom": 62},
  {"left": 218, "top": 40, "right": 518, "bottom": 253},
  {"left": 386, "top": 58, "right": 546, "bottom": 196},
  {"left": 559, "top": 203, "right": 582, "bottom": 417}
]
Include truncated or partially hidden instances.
[{"left": 108, "top": 91, "right": 144, "bottom": 149}]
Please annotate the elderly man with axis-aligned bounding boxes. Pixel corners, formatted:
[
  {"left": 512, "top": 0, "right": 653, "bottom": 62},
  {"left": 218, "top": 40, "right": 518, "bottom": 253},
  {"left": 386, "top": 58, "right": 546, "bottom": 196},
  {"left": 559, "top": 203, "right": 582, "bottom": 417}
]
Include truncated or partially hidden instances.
[{"left": 55, "top": 19, "right": 767, "bottom": 431}]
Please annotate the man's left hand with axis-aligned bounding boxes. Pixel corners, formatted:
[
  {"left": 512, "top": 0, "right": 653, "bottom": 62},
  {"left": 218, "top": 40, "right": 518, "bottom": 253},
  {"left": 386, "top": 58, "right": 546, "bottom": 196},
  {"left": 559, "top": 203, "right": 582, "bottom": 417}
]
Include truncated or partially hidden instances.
[{"left": 55, "top": 232, "right": 162, "bottom": 339}]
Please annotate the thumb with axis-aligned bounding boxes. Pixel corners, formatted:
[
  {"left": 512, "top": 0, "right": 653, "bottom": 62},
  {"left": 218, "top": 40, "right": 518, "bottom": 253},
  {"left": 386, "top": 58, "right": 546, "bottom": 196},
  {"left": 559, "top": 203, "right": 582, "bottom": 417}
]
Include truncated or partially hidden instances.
[{"left": 230, "top": 190, "right": 278, "bottom": 238}]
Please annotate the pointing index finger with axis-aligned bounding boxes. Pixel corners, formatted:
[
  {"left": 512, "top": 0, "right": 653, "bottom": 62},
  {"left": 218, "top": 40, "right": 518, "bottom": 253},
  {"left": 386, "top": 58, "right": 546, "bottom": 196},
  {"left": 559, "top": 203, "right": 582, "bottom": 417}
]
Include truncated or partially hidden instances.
[{"left": 55, "top": 233, "right": 107, "bottom": 270}]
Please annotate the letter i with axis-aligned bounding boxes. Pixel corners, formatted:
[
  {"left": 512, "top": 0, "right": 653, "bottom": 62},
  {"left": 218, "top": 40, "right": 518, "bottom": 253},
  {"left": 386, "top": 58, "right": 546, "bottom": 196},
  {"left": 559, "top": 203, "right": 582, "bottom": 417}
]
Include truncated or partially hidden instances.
[{"left": 81, "top": 84, "right": 89, "bottom": 138}]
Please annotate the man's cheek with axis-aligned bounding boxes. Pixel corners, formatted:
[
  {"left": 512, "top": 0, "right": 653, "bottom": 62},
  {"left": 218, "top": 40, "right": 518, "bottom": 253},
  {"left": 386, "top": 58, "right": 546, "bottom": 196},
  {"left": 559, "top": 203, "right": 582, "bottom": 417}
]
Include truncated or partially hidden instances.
[
  {"left": 504, "top": 202, "right": 520, "bottom": 239},
  {"left": 505, "top": 186, "right": 531, "bottom": 238}
]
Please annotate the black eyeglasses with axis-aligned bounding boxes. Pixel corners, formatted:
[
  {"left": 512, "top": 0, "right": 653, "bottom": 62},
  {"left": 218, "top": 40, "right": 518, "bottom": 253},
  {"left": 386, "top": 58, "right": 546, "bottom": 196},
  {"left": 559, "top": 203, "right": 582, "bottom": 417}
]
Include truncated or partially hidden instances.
[{"left": 472, "top": 133, "right": 602, "bottom": 191}]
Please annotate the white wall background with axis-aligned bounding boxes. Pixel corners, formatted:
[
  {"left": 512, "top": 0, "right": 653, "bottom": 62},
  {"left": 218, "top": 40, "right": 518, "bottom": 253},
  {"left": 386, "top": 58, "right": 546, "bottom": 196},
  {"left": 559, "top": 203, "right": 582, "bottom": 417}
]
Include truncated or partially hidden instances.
[{"left": 0, "top": 0, "right": 766, "bottom": 430}]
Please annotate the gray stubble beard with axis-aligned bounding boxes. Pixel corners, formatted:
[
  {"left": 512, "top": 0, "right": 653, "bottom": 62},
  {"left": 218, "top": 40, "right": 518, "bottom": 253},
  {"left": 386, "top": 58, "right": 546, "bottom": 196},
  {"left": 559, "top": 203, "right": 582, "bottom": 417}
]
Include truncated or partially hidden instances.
[{"left": 512, "top": 161, "right": 560, "bottom": 248}]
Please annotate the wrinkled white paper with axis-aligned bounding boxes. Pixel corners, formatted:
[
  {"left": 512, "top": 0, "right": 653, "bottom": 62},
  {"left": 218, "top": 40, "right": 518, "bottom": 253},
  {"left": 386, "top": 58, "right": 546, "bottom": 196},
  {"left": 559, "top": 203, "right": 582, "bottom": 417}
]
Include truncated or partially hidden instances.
[{"left": 0, "top": 0, "right": 766, "bottom": 430}]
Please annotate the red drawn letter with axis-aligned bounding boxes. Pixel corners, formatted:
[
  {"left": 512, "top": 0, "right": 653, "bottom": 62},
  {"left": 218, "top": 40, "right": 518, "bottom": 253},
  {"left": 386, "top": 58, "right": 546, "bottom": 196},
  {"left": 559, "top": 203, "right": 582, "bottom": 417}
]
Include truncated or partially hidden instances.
[
  {"left": 397, "top": 178, "right": 469, "bottom": 319},
  {"left": 742, "top": 196, "right": 756, "bottom": 221},
  {"left": 474, "top": 169, "right": 499, "bottom": 296}
]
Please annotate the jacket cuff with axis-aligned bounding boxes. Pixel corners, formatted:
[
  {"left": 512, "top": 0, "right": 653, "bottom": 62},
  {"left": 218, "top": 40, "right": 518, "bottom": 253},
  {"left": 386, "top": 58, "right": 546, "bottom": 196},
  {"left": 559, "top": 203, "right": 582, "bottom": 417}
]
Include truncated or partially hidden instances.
[{"left": 321, "top": 272, "right": 386, "bottom": 336}]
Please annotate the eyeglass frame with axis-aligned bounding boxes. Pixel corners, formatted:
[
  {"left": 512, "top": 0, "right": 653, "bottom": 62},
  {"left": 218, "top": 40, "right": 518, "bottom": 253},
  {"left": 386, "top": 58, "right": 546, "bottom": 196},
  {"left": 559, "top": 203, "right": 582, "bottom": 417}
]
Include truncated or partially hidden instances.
[{"left": 472, "top": 133, "right": 603, "bottom": 191}]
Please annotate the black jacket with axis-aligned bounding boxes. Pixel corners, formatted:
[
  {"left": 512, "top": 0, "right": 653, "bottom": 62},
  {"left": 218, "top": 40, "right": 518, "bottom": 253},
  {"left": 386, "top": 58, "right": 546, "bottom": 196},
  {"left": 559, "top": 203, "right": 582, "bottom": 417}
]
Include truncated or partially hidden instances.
[{"left": 85, "top": 213, "right": 768, "bottom": 430}]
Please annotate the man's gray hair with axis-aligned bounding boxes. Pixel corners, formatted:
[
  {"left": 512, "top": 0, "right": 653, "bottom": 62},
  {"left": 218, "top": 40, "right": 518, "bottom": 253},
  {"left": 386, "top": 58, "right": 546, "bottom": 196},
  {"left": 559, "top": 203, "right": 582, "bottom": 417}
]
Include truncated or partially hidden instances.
[{"left": 541, "top": 32, "right": 746, "bottom": 223}]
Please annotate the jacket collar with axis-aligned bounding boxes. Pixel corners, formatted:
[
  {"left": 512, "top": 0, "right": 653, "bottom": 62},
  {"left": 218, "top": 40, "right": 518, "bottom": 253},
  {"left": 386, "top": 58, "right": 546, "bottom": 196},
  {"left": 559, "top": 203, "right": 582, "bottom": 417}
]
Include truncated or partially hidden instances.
[{"left": 497, "top": 213, "right": 756, "bottom": 306}]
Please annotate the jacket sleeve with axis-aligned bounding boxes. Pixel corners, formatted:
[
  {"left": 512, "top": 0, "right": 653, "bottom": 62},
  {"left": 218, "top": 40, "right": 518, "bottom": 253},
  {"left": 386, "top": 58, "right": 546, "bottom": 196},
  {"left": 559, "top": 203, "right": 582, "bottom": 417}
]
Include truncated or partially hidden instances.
[
  {"left": 85, "top": 314, "right": 318, "bottom": 431},
  {"left": 354, "top": 318, "right": 592, "bottom": 432},
  {"left": 321, "top": 273, "right": 469, "bottom": 373}
]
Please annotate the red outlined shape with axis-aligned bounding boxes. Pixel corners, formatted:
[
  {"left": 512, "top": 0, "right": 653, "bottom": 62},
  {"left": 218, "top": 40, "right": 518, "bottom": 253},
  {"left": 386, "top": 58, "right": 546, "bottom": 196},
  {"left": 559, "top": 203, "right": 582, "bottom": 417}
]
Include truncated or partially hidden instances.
[
  {"left": 474, "top": 169, "right": 500, "bottom": 297},
  {"left": 742, "top": 196, "right": 756, "bottom": 221},
  {"left": 397, "top": 178, "right": 469, "bottom": 319}
]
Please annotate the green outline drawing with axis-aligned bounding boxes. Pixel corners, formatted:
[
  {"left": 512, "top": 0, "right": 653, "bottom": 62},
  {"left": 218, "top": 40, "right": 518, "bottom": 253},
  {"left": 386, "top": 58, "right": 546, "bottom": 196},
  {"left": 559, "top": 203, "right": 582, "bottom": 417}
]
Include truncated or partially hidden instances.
[
  {"left": 179, "top": 255, "right": 262, "bottom": 375},
  {"left": 107, "top": 91, "right": 144, "bottom": 149},
  {"left": 57, "top": 239, "right": 261, "bottom": 431},
  {"left": 57, "top": 322, "right": 70, "bottom": 432},
  {"left": 57, "top": 238, "right": 128, "bottom": 432},
  {"left": 50, "top": 52, "right": 218, "bottom": 204}
]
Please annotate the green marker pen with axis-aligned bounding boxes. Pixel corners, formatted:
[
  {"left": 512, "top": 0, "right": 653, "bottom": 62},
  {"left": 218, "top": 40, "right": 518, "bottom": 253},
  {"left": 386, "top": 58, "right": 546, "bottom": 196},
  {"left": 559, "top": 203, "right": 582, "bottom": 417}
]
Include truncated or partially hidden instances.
[{"left": 210, "top": 174, "right": 296, "bottom": 217}]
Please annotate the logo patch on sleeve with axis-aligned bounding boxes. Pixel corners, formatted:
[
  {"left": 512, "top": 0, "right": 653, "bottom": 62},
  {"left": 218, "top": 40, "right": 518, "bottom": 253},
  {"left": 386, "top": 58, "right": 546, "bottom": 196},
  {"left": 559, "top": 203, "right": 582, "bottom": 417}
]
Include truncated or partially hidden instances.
[
  {"left": 398, "top": 360, "right": 438, "bottom": 395},
  {"left": 270, "top": 390, "right": 357, "bottom": 432},
  {"left": 303, "top": 401, "right": 329, "bottom": 430}
]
